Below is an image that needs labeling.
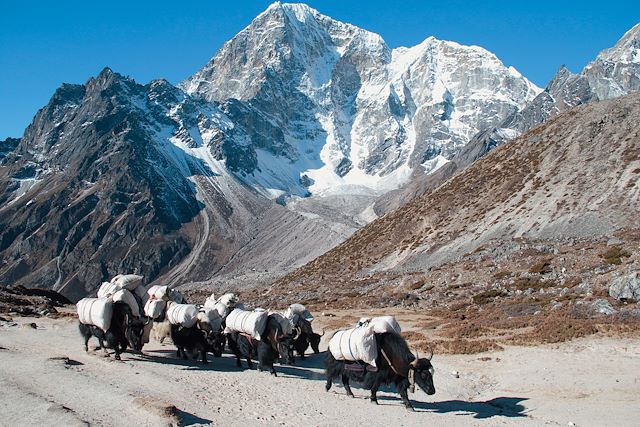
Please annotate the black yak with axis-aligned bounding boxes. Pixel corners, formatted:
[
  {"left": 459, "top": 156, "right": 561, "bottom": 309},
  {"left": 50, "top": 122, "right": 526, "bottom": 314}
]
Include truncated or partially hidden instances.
[
  {"left": 325, "top": 332, "right": 435, "bottom": 410},
  {"left": 79, "top": 302, "right": 147, "bottom": 360}
]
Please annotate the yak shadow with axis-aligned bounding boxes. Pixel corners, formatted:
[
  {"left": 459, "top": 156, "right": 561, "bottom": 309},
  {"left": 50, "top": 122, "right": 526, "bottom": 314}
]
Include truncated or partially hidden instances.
[
  {"left": 175, "top": 409, "right": 213, "bottom": 426},
  {"left": 130, "top": 351, "right": 241, "bottom": 372},
  {"left": 407, "top": 396, "right": 529, "bottom": 419},
  {"left": 275, "top": 351, "right": 327, "bottom": 381}
]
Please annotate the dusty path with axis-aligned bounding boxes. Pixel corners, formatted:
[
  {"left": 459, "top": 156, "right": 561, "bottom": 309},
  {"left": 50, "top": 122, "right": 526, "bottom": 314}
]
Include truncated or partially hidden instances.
[{"left": 1, "top": 316, "right": 639, "bottom": 426}]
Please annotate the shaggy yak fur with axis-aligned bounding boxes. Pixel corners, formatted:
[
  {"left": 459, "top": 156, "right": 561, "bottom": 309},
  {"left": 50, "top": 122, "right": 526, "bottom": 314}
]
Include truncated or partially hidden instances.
[
  {"left": 325, "top": 332, "right": 435, "bottom": 410},
  {"left": 227, "top": 314, "right": 293, "bottom": 375},
  {"left": 79, "top": 302, "right": 146, "bottom": 360}
]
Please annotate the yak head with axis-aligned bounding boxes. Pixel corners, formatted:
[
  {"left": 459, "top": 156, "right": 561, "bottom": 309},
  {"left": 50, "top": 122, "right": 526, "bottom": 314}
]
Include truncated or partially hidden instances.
[
  {"left": 267, "top": 317, "right": 294, "bottom": 364},
  {"left": 124, "top": 314, "right": 147, "bottom": 352},
  {"left": 207, "top": 331, "right": 227, "bottom": 358},
  {"left": 410, "top": 350, "right": 436, "bottom": 395}
]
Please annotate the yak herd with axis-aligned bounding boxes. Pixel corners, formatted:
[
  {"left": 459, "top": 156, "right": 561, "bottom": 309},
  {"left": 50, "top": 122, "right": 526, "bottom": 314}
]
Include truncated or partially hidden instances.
[{"left": 77, "top": 278, "right": 436, "bottom": 411}]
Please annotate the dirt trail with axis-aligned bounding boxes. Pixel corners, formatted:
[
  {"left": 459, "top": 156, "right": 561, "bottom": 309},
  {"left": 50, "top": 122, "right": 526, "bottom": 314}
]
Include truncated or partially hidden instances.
[{"left": 1, "top": 315, "right": 639, "bottom": 426}]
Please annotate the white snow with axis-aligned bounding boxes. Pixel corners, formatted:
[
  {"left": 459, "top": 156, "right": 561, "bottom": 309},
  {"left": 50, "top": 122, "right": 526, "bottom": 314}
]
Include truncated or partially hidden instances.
[{"left": 421, "top": 154, "right": 450, "bottom": 175}]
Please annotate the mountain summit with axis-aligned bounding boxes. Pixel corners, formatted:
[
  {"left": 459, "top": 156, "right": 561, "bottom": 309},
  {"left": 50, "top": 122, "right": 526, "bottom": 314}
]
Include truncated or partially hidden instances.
[{"left": 182, "top": 2, "right": 540, "bottom": 197}]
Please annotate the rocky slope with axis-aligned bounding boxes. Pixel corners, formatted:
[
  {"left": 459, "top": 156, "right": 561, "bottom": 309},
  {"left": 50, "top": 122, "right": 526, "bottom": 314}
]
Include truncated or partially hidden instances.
[
  {"left": 272, "top": 93, "right": 640, "bottom": 298},
  {"left": 0, "top": 67, "right": 361, "bottom": 300},
  {"left": 463, "top": 23, "right": 640, "bottom": 168}
]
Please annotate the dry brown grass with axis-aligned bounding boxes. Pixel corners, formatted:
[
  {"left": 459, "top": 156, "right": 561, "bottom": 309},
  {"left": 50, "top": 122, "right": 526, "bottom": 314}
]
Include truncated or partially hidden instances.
[
  {"left": 528, "top": 259, "right": 553, "bottom": 274},
  {"left": 600, "top": 247, "right": 631, "bottom": 265},
  {"left": 412, "top": 338, "right": 503, "bottom": 355},
  {"left": 472, "top": 289, "right": 506, "bottom": 304}
]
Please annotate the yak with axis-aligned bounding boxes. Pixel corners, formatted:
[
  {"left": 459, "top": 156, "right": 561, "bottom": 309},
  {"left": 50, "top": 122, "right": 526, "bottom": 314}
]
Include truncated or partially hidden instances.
[
  {"left": 170, "top": 324, "right": 226, "bottom": 363},
  {"left": 292, "top": 318, "right": 323, "bottom": 359},
  {"left": 325, "top": 332, "right": 435, "bottom": 410},
  {"left": 227, "top": 314, "right": 293, "bottom": 375},
  {"left": 79, "top": 302, "right": 147, "bottom": 360}
]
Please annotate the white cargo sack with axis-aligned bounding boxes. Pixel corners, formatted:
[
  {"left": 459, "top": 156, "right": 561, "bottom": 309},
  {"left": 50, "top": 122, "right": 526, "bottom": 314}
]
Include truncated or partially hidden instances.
[
  {"left": 166, "top": 303, "right": 199, "bottom": 328},
  {"left": 111, "top": 289, "right": 141, "bottom": 318},
  {"left": 329, "top": 326, "right": 378, "bottom": 367},
  {"left": 97, "top": 281, "right": 120, "bottom": 298},
  {"left": 197, "top": 308, "right": 222, "bottom": 333},
  {"left": 77, "top": 297, "right": 113, "bottom": 333},
  {"left": 147, "top": 285, "right": 170, "bottom": 301},
  {"left": 204, "top": 293, "right": 217, "bottom": 310},
  {"left": 144, "top": 298, "right": 166, "bottom": 319},
  {"left": 111, "top": 274, "right": 143, "bottom": 290},
  {"left": 369, "top": 316, "right": 401, "bottom": 335},
  {"left": 224, "top": 309, "right": 268, "bottom": 341}
]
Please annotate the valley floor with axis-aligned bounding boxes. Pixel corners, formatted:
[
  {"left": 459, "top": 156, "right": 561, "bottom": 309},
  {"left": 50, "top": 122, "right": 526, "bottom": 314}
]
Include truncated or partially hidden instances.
[{"left": 0, "top": 314, "right": 639, "bottom": 426}]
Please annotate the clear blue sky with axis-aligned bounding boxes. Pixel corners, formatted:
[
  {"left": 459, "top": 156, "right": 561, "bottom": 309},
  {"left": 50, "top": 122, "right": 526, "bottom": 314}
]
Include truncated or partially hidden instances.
[{"left": 1, "top": 0, "right": 638, "bottom": 139}]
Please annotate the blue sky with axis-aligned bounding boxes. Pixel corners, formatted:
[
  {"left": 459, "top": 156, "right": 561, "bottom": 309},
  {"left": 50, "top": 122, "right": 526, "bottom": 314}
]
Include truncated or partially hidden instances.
[{"left": 1, "top": 0, "right": 638, "bottom": 139}]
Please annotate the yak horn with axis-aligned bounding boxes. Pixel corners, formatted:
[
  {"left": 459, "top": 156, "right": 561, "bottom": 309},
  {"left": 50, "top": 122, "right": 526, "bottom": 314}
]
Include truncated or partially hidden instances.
[
  {"left": 410, "top": 351, "right": 419, "bottom": 367},
  {"left": 320, "top": 328, "right": 326, "bottom": 337},
  {"left": 426, "top": 346, "right": 434, "bottom": 360}
]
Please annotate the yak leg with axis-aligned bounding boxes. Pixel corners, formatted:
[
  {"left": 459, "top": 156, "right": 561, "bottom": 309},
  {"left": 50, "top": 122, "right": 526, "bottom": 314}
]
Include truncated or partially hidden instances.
[
  {"left": 270, "top": 363, "right": 277, "bottom": 377},
  {"left": 246, "top": 356, "right": 253, "bottom": 369},
  {"left": 370, "top": 379, "right": 381, "bottom": 405},
  {"left": 98, "top": 338, "right": 110, "bottom": 357},
  {"left": 342, "top": 374, "right": 354, "bottom": 398},
  {"left": 200, "top": 346, "right": 208, "bottom": 364},
  {"left": 399, "top": 385, "right": 414, "bottom": 411},
  {"left": 114, "top": 345, "right": 122, "bottom": 361},
  {"left": 83, "top": 335, "right": 90, "bottom": 352},
  {"left": 325, "top": 376, "right": 332, "bottom": 391}
]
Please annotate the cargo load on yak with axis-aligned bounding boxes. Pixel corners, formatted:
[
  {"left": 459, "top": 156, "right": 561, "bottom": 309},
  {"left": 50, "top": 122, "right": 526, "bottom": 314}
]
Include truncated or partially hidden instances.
[
  {"left": 77, "top": 297, "right": 114, "bottom": 333},
  {"left": 147, "top": 285, "right": 170, "bottom": 301},
  {"left": 285, "top": 303, "right": 314, "bottom": 325},
  {"left": 144, "top": 298, "right": 166, "bottom": 319},
  {"left": 166, "top": 303, "right": 199, "bottom": 328},
  {"left": 110, "top": 274, "right": 144, "bottom": 291},
  {"left": 97, "top": 281, "right": 120, "bottom": 299},
  {"left": 361, "top": 315, "right": 402, "bottom": 335},
  {"left": 213, "top": 293, "right": 240, "bottom": 319},
  {"left": 224, "top": 308, "right": 268, "bottom": 340},
  {"left": 111, "top": 289, "right": 141, "bottom": 318},
  {"left": 328, "top": 325, "right": 378, "bottom": 367},
  {"left": 203, "top": 293, "right": 216, "bottom": 310}
]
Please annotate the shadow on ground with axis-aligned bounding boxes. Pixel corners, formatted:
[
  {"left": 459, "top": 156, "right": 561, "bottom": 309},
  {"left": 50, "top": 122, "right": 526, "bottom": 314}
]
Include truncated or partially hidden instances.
[{"left": 413, "top": 396, "right": 529, "bottom": 418}]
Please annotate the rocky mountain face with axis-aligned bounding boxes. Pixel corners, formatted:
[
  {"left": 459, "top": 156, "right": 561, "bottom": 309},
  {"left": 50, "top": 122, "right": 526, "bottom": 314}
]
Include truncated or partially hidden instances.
[
  {"left": 182, "top": 2, "right": 540, "bottom": 198},
  {"left": 0, "top": 67, "right": 357, "bottom": 300},
  {"left": 0, "top": 138, "right": 19, "bottom": 160},
  {"left": 462, "top": 23, "right": 640, "bottom": 167},
  {"left": 273, "top": 93, "right": 640, "bottom": 303},
  {"left": 374, "top": 23, "right": 640, "bottom": 216}
]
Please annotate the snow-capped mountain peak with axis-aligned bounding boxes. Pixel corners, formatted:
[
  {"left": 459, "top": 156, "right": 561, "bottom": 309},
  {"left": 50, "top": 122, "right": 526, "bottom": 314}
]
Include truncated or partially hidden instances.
[{"left": 181, "top": 3, "right": 540, "bottom": 198}]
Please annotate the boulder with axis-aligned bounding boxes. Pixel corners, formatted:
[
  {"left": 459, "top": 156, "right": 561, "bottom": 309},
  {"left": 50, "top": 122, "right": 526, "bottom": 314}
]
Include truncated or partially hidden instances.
[{"left": 608, "top": 272, "right": 640, "bottom": 302}]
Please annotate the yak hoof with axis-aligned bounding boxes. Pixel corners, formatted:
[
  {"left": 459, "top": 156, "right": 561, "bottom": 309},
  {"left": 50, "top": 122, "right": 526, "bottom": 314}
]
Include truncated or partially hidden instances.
[
  {"left": 370, "top": 399, "right": 379, "bottom": 405},
  {"left": 404, "top": 405, "right": 415, "bottom": 412},
  {"left": 114, "top": 354, "right": 121, "bottom": 361},
  {"left": 325, "top": 383, "right": 332, "bottom": 392}
]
